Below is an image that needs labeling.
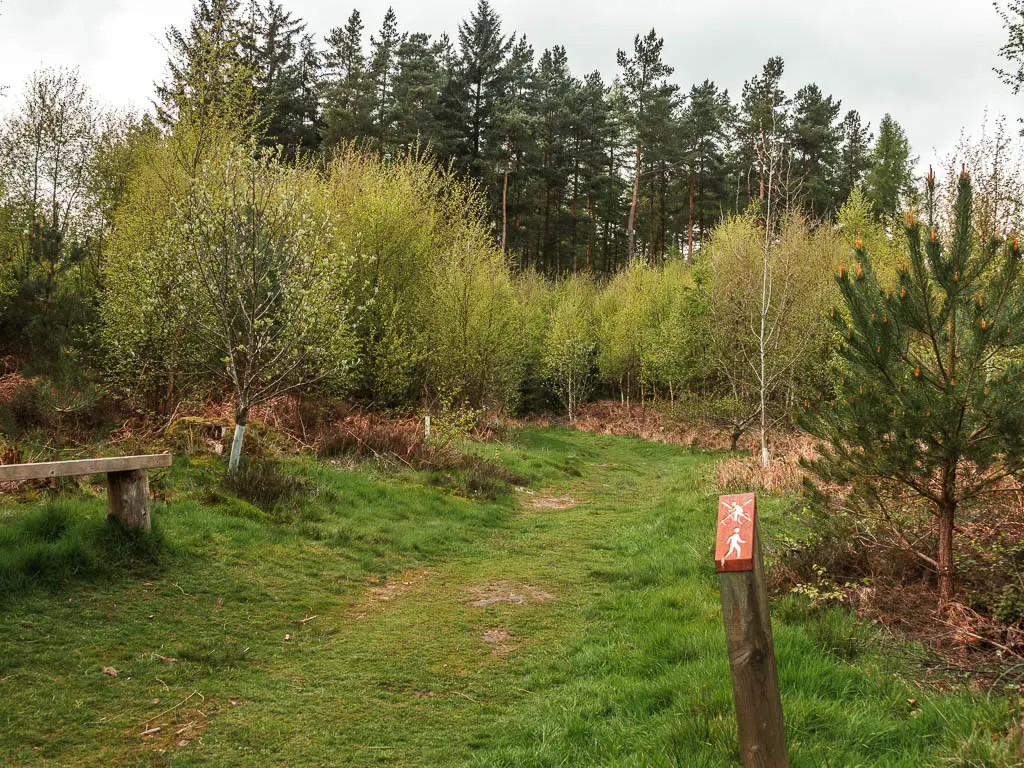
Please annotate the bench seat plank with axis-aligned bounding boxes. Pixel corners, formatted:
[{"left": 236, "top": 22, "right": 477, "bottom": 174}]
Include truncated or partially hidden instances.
[{"left": 0, "top": 454, "right": 173, "bottom": 482}]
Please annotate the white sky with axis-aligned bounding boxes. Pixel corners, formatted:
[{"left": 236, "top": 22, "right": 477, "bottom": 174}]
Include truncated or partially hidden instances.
[{"left": 0, "top": 0, "right": 1019, "bottom": 171}]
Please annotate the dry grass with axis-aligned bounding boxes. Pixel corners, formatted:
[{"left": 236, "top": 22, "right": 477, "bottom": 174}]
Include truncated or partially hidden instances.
[
  {"left": 317, "top": 412, "right": 445, "bottom": 468},
  {"left": 715, "top": 432, "right": 821, "bottom": 493}
]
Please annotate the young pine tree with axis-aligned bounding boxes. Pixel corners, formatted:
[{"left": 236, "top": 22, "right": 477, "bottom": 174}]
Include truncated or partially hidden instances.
[{"left": 803, "top": 167, "right": 1024, "bottom": 605}]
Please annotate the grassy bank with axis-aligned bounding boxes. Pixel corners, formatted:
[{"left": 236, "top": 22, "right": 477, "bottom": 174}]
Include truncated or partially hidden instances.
[{"left": 0, "top": 429, "right": 1018, "bottom": 766}]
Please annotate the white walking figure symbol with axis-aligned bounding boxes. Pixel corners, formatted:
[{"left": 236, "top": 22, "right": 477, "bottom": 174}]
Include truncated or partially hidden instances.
[
  {"left": 721, "top": 527, "right": 747, "bottom": 567},
  {"left": 720, "top": 498, "right": 753, "bottom": 526}
]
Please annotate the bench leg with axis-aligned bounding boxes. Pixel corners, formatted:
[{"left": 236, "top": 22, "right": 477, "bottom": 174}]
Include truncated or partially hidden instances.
[{"left": 107, "top": 469, "right": 151, "bottom": 532}]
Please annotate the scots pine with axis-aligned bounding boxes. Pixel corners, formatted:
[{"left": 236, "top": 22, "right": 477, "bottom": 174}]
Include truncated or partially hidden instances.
[{"left": 803, "top": 167, "right": 1024, "bottom": 604}]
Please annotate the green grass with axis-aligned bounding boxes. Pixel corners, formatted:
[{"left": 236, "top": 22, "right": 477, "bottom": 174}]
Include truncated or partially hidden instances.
[{"left": 0, "top": 429, "right": 1018, "bottom": 766}]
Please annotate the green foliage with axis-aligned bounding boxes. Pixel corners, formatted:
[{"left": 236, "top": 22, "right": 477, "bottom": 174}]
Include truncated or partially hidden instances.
[
  {"left": 642, "top": 259, "right": 708, "bottom": 396},
  {"left": 513, "top": 268, "right": 554, "bottom": 410},
  {"left": 325, "top": 151, "right": 436, "bottom": 405},
  {"left": 706, "top": 212, "right": 839, "bottom": 445},
  {"left": 791, "top": 83, "right": 844, "bottom": 217},
  {"left": 542, "top": 277, "right": 597, "bottom": 420},
  {"left": 864, "top": 114, "right": 916, "bottom": 221},
  {"left": 804, "top": 169, "right": 1024, "bottom": 599},
  {"left": 426, "top": 211, "right": 525, "bottom": 410},
  {"left": 103, "top": 140, "right": 353, "bottom": 427},
  {"left": 789, "top": 564, "right": 851, "bottom": 609},
  {"left": 837, "top": 187, "right": 906, "bottom": 289},
  {"left": 594, "top": 260, "right": 650, "bottom": 400}
]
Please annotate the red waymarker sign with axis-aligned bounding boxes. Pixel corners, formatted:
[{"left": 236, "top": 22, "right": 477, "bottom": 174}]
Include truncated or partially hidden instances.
[{"left": 715, "top": 493, "right": 756, "bottom": 573}]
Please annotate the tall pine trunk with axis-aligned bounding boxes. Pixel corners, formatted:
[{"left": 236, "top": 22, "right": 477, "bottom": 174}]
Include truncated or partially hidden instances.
[
  {"left": 627, "top": 145, "right": 640, "bottom": 262},
  {"left": 687, "top": 173, "right": 695, "bottom": 262},
  {"left": 501, "top": 153, "right": 509, "bottom": 254}
]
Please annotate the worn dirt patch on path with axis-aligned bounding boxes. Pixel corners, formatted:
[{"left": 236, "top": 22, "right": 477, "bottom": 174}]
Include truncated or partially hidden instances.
[
  {"left": 520, "top": 494, "right": 579, "bottom": 510},
  {"left": 467, "top": 581, "right": 556, "bottom": 608},
  {"left": 482, "top": 628, "right": 518, "bottom": 656},
  {"left": 356, "top": 570, "right": 434, "bottom": 617}
]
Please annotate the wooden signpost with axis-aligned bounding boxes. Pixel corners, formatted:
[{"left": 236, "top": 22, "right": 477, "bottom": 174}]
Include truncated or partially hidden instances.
[{"left": 715, "top": 493, "right": 789, "bottom": 768}]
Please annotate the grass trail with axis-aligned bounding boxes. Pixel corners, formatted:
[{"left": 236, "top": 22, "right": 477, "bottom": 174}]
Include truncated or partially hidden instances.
[{"left": 0, "top": 429, "right": 1017, "bottom": 766}]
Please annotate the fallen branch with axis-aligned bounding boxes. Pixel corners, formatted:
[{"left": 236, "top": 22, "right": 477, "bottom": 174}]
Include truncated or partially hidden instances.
[{"left": 142, "top": 689, "right": 203, "bottom": 726}]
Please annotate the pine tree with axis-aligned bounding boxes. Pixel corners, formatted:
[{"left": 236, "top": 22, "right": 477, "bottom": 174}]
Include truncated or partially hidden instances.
[
  {"left": 531, "top": 46, "right": 575, "bottom": 272},
  {"left": 679, "top": 80, "right": 734, "bottom": 256},
  {"left": 615, "top": 29, "right": 676, "bottom": 263},
  {"left": 837, "top": 109, "right": 872, "bottom": 206},
  {"left": 368, "top": 7, "right": 404, "bottom": 154},
  {"left": 575, "top": 71, "right": 621, "bottom": 274},
  {"left": 492, "top": 36, "right": 535, "bottom": 259},
  {"left": 389, "top": 32, "right": 446, "bottom": 158},
  {"left": 446, "top": 0, "right": 512, "bottom": 177},
  {"left": 791, "top": 83, "right": 842, "bottom": 217},
  {"left": 865, "top": 114, "right": 915, "bottom": 220},
  {"left": 242, "top": 0, "right": 321, "bottom": 158},
  {"left": 321, "top": 9, "right": 374, "bottom": 146},
  {"left": 803, "top": 167, "right": 1024, "bottom": 604},
  {"left": 155, "top": 0, "right": 256, "bottom": 141},
  {"left": 735, "top": 56, "right": 790, "bottom": 208}
]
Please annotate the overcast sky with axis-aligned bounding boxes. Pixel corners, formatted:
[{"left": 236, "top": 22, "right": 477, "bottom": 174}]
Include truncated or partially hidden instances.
[{"left": 0, "top": 0, "right": 1019, "bottom": 171}]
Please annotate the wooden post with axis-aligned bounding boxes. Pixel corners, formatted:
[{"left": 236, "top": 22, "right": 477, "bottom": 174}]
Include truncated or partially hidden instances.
[
  {"left": 715, "top": 493, "right": 788, "bottom": 768},
  {"left": 107, "top": 469, "right": 151, "bottom": 533}
]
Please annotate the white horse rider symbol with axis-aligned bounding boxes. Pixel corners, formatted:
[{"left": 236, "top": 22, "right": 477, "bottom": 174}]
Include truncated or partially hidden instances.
[
  {"left": 721, "top": 527, "right": 747, "bottom": 567},
  {"left": 721, "top": 499, "right": 753, "bottom": 527}
]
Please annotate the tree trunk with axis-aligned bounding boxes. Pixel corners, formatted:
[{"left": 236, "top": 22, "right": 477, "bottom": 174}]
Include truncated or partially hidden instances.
[
  {"left": 687, "top": 173, "right": 695, "bottom": 262},
  {"left": 627, "top": 145, "right": 640, "bottom": 262},
  {"left": 229, "top": 409, "right": 248, "bottom": 474},
  {"left": 501, "top": 152, "right": 510, "bottom": 254},
  {"left": 937, "top": 497, "right": 956, "bottom": 604}
]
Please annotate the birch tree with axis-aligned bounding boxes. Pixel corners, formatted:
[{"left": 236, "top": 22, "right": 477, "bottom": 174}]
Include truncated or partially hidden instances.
[
  {"left": 543, "top": 277, "right": 597, "bottom": 421},
  {"left": 0, "top": 68, "right": 100, "bottom": 235},
  {"left": 708, "top": 125, "right": 836, "bottom": 465},
  {"left": 168, "top": 143, "right": 351, "bottom": 471}
]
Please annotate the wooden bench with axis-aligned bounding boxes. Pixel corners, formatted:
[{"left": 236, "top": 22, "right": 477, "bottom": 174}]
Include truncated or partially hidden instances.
[{"left": 0, "top": 454, "right": 173, "bottom": 532}]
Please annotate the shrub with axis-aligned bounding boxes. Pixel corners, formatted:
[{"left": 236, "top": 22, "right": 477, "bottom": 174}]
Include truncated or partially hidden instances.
[{"left": 221, "top": 459, "right": 311, "bottom": 509}]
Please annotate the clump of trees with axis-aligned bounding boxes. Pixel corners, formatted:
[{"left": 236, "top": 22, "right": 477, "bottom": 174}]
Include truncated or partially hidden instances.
[
  {"left": 104, "top": 143, "right": 351, "bottom": 471},
  {"left": 99, "top": 134, "right": 525, "bottom": 468}
]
